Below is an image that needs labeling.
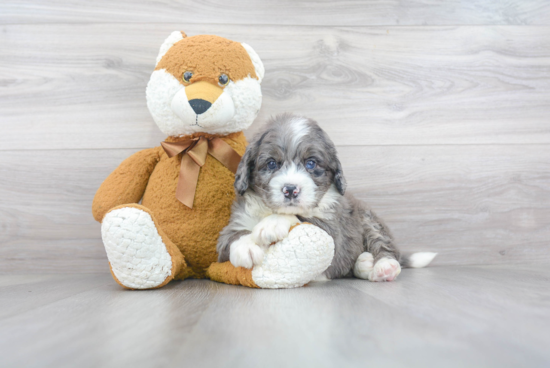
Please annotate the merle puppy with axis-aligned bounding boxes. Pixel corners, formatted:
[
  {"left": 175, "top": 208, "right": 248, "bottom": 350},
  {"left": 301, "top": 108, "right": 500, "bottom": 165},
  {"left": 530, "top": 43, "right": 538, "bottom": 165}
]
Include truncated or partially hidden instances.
[{"left": 217, "top": 113, "right": 436, "bottom": 282}]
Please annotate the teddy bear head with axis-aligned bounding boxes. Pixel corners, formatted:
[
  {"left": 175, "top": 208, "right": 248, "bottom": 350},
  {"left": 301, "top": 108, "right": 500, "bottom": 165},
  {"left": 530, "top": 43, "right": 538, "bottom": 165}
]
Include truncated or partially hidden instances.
[{"left": 146, "top": 31, "right": 264, "bottom": 137}]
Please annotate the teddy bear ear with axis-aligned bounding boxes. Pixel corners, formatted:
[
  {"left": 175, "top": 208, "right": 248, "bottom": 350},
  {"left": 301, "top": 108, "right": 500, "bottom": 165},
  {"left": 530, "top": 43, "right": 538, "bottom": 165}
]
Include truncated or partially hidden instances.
[
  {"left": 155, "top": 31, "right": 186, "bottom": 65},
  {"left": 241, "top": 43, "right": 265, "bottom": 83}
]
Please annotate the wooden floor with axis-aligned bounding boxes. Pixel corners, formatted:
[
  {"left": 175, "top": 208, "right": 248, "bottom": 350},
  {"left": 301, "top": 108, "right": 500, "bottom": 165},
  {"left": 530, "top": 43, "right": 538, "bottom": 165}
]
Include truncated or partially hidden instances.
[{"left": 1, "top": 265, "right": 549, "bottom": 367}]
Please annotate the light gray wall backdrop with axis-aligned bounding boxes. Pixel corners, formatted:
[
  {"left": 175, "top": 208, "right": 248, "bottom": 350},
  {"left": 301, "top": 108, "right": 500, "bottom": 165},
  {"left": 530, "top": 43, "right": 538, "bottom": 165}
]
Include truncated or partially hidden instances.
[{"left": 1, "top": 1, "right": 549, "bottom": 273}]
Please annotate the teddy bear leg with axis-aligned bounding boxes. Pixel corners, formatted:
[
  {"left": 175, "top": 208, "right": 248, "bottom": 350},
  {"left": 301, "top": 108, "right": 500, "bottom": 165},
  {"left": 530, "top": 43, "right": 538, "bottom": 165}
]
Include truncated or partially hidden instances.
[
  {"left": 206, "top": 262, "right": 259, "bottom": 288},
  {"left": 208, "top": 224, "right": 335, "bottom": 289},
  {"left": 101, "top": 204, "right": 186, "bottom": 290}
]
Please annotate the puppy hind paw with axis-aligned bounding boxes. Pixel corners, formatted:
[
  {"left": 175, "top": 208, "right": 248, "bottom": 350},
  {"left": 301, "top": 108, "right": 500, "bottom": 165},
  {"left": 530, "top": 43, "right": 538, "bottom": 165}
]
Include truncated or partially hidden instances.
[
  {"left": 368, "top": 257, "right": 401, "bottom": 282},
  {"left": 230, "top": 234, "right": 266, "bottom": 269},
  {"left": 353, "top": 252, "right": 374, "bottom": 280}
]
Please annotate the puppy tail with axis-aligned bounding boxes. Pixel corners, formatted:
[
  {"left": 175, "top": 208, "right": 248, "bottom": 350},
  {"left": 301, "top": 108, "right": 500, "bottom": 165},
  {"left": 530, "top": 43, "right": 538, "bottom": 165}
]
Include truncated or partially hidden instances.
[{"left": 400, "top": 252, "right": 437, "bottom": 268}]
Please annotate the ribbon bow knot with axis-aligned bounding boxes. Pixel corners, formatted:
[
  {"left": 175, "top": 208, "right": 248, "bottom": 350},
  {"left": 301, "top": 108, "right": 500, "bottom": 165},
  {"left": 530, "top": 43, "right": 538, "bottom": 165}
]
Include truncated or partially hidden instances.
[{"left": 161, "top": 136, "right": 241, "bottom": 208}]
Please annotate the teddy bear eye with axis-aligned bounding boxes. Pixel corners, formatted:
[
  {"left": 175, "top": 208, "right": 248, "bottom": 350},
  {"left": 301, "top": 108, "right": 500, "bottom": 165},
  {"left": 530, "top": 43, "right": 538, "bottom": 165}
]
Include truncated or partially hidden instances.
[
  {"left": 218, "top": 73, "right": 229, "bottom": 86},
  {"left": 182, "top": 71, "right": 193, "bottom": 83}
]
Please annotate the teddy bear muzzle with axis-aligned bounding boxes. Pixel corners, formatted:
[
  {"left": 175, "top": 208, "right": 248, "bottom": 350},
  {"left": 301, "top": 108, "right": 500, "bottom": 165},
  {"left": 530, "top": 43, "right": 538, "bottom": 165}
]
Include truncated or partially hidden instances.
[{"left": 170, "top": 80, "right": 236, "bottom": 128}]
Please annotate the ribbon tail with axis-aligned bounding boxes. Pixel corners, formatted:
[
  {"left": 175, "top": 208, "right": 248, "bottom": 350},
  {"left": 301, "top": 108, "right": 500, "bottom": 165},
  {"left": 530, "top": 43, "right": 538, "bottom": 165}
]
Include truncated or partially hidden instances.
[
  {"left": 187, "top": 137, "right": 209, "bottom": 167},
  {"left": 208, "top": 137, "right": 242, "bottom": 174},
  {"left": 176, "top": 154, "right": 201, "bottom": 208}
]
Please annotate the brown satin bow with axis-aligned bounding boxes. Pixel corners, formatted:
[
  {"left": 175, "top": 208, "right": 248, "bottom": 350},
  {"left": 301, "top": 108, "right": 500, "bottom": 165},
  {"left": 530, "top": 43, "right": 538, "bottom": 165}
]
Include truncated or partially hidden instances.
[{"left": 161, "top": 136, "right": 241, "bottom": 208}]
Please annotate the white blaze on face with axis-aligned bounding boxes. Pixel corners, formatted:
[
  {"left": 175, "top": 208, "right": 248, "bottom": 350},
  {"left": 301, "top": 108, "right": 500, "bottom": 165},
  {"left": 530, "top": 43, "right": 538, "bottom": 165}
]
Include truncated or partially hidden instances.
[
  {"left": 269, "top": 163, "right": 318, "bottom": 214},
  {"left": 283, "top": 116, "right": 311, "bottom": 157}
]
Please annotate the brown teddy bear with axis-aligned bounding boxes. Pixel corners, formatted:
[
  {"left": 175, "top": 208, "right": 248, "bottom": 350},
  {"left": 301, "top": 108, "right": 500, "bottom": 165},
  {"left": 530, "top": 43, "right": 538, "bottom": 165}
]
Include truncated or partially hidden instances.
[{"left": 92, "top": 32, "right": 334, "bottom": 289}]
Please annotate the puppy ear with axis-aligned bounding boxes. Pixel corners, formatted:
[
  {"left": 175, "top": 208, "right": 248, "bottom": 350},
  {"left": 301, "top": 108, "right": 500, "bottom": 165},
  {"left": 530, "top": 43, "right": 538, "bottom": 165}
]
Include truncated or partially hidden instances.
[
  {"left": 332, "top": 157, "right": 347, "bottom": 195},
  {"left": 234, "top": 143, "right": 257, "bottom": 196}
]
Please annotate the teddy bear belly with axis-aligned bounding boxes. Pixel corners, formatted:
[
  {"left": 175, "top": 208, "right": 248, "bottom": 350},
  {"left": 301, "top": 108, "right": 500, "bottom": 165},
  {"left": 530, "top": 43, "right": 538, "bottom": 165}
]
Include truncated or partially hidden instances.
[{"left": 141, "top": 155, "right": 236, "bottom": 277}]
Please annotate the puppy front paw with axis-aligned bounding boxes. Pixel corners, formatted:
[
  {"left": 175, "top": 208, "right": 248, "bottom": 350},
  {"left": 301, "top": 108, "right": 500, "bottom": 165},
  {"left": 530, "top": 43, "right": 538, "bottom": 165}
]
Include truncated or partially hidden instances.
[
  {"left": 230, "top": 234, "right": 266, "bottom": 269},
  {"left": 251, "top": 214, "right": 300, "bottom": 246},
  {"left": 368, "top": 257, "right": 401, "bottom": 282}
]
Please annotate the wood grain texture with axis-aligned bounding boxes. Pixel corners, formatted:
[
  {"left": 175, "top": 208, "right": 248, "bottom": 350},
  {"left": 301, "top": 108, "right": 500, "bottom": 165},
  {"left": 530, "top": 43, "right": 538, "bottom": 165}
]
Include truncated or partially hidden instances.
[
  {"left": 1, "top": 267, "right": 550, "bottom": 367},
  {"left": 1, "top": 0, "right": 550, "bottom": 26},
  {"left": 1, "top": 145, "right": 549, "bottom": 273},
  {"left": 2, "top": 24, "right": 550, "bottom": 150}
]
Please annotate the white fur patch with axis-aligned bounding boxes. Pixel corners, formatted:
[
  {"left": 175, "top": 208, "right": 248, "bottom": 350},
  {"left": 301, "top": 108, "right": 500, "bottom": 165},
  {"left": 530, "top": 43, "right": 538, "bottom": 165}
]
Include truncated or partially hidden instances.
[
  {"left": 408, "top": 252, "right": 437, "bottom": 268},
  {"left": 229, "top": 233, "right": 266, "bottom": 269},
  {"left": 288, "top": 116, "right": 310, "bottom": 151},
  {"left": 353, "top": 252, "right": 374, "bottom": 280},
  {"left": 243, "top": 192, "right": 273, "bottom": 219},
  {"left": 241, "top": 43, "right": 265, "bottom": 82},
  {"left": 368, "top": 257, "right": 401, "bottom": 282},
  {"left": 230, "top": 192, "right": 273, "bottom": 233},
  {"left": 220, "top": 77, "right": 262, "bottom": 134},
  {"left": 156, "top": 31, "right": 184, "bottom": 65},
  {"left": 251, "top": 214, "right": 300, "bottom": 246},
  {"left": 251, "top": 224, "right": 335, "bottom": 288},
  {"left": 309, "top": 185, "right": 341, "bottom": 219},
  {"left": 101, "top": 207, "right": 172, "bottom": 289},
  {"left": 270, "top": 163, "right": 318, "bottom": 214},
  {"left": 146, "top": 70, "right": 261, "bottom": 136},
  {"left": 146, "top": 69, "right": 185, "bottom": 136}
]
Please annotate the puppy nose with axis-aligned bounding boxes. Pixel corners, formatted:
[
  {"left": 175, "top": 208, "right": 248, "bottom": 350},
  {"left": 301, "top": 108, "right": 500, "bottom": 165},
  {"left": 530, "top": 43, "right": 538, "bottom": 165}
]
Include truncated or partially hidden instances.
[
  {"left": 282, "top": 185, "right": 300, "bottom": 199},
  {"left": 188, "top": 99, "right": 212, "bottom": 115}
]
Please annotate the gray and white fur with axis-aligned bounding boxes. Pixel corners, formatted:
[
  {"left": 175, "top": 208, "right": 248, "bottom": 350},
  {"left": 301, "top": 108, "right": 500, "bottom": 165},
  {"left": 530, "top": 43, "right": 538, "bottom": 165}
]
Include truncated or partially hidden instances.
[{"left": 217, "top": 113, "right": 436, "bottom": 282}]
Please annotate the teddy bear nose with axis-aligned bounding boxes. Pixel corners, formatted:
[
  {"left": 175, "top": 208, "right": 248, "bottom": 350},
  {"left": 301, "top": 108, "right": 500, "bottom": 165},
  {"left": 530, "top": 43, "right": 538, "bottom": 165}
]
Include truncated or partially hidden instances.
[{"left": 188, "top": 99, "right": 212, "bottom": 115}]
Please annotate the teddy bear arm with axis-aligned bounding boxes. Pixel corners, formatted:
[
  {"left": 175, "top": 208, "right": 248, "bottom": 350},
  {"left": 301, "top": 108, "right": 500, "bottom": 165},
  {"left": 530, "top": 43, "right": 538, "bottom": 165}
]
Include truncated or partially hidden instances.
[{"left": 92, "top": 147, "right": 161, "bottom": 222}]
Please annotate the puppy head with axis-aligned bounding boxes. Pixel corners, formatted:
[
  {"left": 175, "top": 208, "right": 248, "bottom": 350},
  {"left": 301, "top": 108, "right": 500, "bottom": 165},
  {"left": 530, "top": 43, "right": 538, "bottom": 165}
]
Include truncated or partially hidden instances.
[
  {"left": 235, "top": 113, "right": 346, "bottom": 214},
  {"left": 146, "top": 32, "right": 264, "bottom": 137}
]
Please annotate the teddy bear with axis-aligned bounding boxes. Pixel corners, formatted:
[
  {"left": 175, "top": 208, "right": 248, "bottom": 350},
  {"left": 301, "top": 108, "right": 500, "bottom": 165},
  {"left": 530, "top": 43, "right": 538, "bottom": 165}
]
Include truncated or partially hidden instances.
[{"left": 92, "top": 31, "right": 334, "bottom": 289}]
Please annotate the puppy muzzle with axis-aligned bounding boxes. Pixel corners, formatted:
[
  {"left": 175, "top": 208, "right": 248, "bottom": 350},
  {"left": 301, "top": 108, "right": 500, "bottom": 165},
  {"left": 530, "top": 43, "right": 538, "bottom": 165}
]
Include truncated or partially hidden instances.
[{"left": 282, "top": 185, "right": 300, "bottom": 199}]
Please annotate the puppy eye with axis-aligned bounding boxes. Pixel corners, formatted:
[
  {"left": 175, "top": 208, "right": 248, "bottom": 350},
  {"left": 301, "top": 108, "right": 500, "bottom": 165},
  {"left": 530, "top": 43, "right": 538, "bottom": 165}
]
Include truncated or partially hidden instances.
[
  {"left": 218, "top": 73, "right": 230, "bottom": 86},
  {"left": 267, "top": 160, "right": 278, "bottom": 170},
  {"left": 305, "top": 159, "right": 317, "bottom": 170},
  {"left": 182, "top": 71, "right": 193, "bottom": 83}
]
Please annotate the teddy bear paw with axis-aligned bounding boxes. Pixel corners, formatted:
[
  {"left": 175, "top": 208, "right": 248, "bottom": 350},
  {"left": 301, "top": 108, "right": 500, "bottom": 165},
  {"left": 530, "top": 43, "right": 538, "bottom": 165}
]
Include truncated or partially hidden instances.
[
  {"left": 251, "top": 224, "right": 335, "bottom": 288},
  {"left": 101, "top": 207, "right": 173, "bottom": 289}
]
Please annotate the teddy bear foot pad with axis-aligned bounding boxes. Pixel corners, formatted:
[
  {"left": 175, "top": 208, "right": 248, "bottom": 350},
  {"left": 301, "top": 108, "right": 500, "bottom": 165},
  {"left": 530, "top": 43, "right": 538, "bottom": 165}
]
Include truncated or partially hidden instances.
[
  {"left": 251, "top": 224, "right": 335, "bottom": 288},
  {"left": 102, "top": 207, "right": 173, "bottom": 289}
]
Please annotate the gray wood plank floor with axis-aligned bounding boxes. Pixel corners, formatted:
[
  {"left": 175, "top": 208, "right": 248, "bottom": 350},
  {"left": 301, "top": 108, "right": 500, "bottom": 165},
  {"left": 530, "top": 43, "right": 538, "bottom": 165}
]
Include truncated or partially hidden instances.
[
  {"left": 1, "top": 266, "right": 549, "bottom": 368},
  {"left": 2, "top": 0, "right": 550, "bottom": 25},
  {"left": 3, "top": 24, "right": 550, "bottom": 150}
]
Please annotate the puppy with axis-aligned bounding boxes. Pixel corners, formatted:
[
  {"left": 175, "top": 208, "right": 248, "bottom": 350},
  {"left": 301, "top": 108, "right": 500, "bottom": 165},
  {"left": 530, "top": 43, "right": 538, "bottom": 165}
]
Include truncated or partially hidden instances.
[{"left": 217, "top": 113, "right": 436, "bottom": 282}]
